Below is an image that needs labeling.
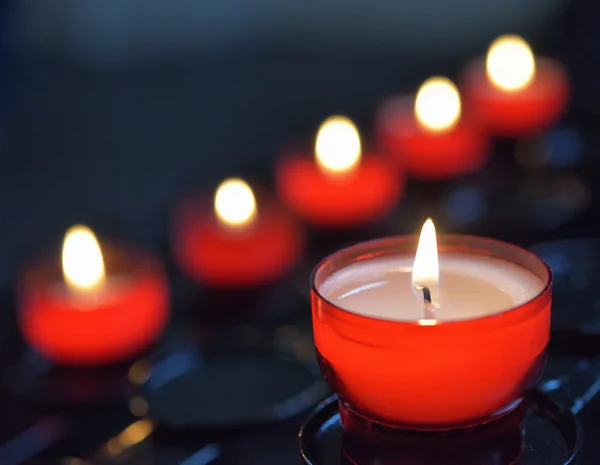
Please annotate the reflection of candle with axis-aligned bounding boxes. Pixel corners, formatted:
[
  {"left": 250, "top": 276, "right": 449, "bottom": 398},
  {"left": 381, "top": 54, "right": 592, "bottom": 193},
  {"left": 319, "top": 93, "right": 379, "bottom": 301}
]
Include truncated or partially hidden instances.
[
  {"left": 172, "top": 178, "right": 303, "bottom": 287},
  {"left": 276, "top": 116, "right": 401, "bottom": 229},
  {"left": 462, "top": 35, "right": 569, "bottom": 136},
  {"left": 376, "top": 78, "right": 489, "bottom": 180},
  {"left": 311, "top": 220, "right": 551, "bottom": 428},
  {"left": 18, "top": 225, "right": 170, "bottom": 366}
]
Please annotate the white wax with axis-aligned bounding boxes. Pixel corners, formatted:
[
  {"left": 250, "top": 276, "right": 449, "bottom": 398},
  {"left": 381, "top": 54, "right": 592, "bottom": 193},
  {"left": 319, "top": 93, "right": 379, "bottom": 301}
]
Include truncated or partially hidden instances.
[{"left": 319, "top": 253, "right": 545, "bottom": 321}]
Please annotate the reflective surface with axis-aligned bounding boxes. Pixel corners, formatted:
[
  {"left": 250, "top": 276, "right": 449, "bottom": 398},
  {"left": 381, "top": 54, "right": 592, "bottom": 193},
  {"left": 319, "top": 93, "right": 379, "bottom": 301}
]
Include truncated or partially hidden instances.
[{"left": 299, "top": 392, "right": 582, "bottom": 465}]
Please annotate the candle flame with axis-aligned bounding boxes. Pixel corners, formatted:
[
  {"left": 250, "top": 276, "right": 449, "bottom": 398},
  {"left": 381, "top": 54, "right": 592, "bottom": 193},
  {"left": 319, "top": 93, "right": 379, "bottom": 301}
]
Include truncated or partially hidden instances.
[
  {"left": 315, "top": 116, "right": 362, "bottom": 175},
  {"left": 486, "top": 35, "right": 535, "bottom": 92},
  {"left": 62, "top": 225, "right": 106, "bottom": 292},
  {"left": 214, "top": 178, "right": 257, "bottom": 228},
  {"left": 412, "top": 218, "right": 439, "bottom": 290},
  {"left": 414, "top": 77, "right": 462, "bottom": 133}
]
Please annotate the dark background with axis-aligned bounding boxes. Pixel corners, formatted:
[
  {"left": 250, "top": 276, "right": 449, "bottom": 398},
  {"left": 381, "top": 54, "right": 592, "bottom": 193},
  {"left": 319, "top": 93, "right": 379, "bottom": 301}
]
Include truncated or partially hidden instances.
[
  {"left": 1, "top": 1, "right": 600, "bottom": 464},
  {"left": 1, "top": 0, "right": 599, "bottom": 285}
]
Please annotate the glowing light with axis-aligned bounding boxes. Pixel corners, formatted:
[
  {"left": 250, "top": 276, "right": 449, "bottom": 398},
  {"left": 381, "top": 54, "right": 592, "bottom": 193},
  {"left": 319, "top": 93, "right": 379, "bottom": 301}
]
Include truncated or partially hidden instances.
[
  {"left": 105, "top": 419, "right": 155, "bottom": 456},
  {"left": 412, "top": 218, "right": 439, "bottom": 290},
  {"left": 214, "top": 178, "right": 257, "bottom": 228},
  {"left": 315, "top": 116, "right": 362, "bottom": 174},
  {"left": 62, "top": 225, "right": 106, "bottom": 292},
  {"left": 415, "top": 77, "right": 461, "bottom": 132},
  {"left": 417, "top": 319, "right": 439, "bottom": 326},
  {"left": 128, "top": 359, "right": 152, "bottom": 385},
  {"left": 486, "top": 35, "right": 535, "bottom": 92},
  {"left": 129, "top": 396, "right": 149, "bottom": 417}
]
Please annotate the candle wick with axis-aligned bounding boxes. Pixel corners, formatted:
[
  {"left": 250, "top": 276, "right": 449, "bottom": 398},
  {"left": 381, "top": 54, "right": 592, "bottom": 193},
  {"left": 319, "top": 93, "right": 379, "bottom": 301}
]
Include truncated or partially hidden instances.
[
  {"left": 414, "top": 284, "right": 431, "bottom": 304},
  {"left": 414, "top": 284, "right": 436, "bottom": 320}
]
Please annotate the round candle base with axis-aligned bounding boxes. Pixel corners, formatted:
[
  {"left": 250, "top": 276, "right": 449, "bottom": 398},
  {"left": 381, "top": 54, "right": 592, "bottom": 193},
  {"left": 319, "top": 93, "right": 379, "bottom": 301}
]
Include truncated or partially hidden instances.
[
  {"left": 375, "top": 97, "right": 490, "bottom": 180},
  {"left": 172, "top": 193, "right": 304, "bottom": 288},
  {"left": 461, "top": 58, "right": 570, "bottom": 136},
  {"left": 276, "top": 155, "right": 403, "bottom": 229},
  {"left": 140, "top": 343, "right": 327, "bottom": 430},
  {"left": 338, "top": 394, "right": 523, "bottom": 433},
  {"left": 299, "top": 392, "right": 582, "bottom": 465}
]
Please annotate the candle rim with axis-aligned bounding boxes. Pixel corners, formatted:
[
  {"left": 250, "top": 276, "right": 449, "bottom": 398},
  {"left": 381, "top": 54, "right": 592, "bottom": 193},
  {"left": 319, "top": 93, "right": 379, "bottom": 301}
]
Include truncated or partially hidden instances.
[{"left": 310, "top": 233, "right": 552, "bottom": 327}]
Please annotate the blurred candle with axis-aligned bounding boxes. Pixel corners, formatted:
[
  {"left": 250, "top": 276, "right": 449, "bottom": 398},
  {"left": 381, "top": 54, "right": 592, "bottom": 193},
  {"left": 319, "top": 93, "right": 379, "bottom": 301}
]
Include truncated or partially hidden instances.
[
  {"left": 462, "top": 34, "right": 569, "bottom": 136},
  {"left": 172, "top": 178, "right": 303, "bottom": 287},
  {"left": 18, "top": 225, "right": 170, "bottom": 366},
  {"left": 376, "top": 77, "right": 489, "bottom": 180},
  {"left": 276, "top": 116, "right": 402, "bottom": 228}
]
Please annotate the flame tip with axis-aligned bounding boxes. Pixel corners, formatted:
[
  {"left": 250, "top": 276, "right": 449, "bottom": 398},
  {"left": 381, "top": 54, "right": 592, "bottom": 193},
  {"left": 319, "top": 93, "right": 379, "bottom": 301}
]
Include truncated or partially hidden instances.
[{"left": 412, "top": 218, "right": 440, "bottom": 288}]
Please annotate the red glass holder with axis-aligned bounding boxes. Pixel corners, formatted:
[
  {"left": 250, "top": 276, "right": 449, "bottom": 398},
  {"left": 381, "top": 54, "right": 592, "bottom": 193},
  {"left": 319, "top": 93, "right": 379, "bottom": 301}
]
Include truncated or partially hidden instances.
[{"left": 311, "top": 235, "right": 552, "bottom": 430}]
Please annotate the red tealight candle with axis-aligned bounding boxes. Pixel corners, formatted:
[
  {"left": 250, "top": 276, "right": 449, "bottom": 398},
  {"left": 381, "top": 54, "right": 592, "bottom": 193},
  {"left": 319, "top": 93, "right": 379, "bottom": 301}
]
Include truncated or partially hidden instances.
[
  {"left": 172, "top": 178, "right": 303, "bottom": 288},
  {"left": 276, "top": 116, "right": 402, "bottom": 229},
  {"left": 376, "top": 77, "right": 489, "bottom": 179},
  {"left": 376, "top": 77, "right": 490, "bottom": 180},
  {"left": 18, "top": 225, "right": 170, "bottom": 367},
  {"left": 461, "top": 34, "right": 570, "bottom": 136},
  {"left": 311, "top": 219, "right": 551, "bottom": 429}
]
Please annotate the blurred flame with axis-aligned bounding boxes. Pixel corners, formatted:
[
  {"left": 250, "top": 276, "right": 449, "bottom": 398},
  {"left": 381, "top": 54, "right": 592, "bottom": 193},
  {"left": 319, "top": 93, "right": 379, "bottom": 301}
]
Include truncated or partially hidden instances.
[
  {"left": 486, "top": 35, "right": 535, "bottom": 92},
  {"left": 315, "top": 116, "right": 361, "bottom": 175},
  {"left": 105, "top": 419, "right": 155, "bottom": 457},
  {"left": 415, "top": 77, "right": 461, "bottom": 132},
  {"left": 128, "top": 359, "right": 152, "bottom": 385},
  {"left": 214, "top": 178, "right": 257, "bottom": 228},
  {"left": 129, "top": 396, "right": 149, "bottom": 417},
  {"left": 412, "top": 219, "right": 439, "bottom": 289},
  {"left": 62, "top": 225, "right": 106, "bottom": 292}
]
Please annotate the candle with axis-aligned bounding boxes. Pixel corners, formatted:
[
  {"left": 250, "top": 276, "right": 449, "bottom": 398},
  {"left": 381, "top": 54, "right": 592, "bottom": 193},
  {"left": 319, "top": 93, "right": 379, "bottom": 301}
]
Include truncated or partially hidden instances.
[
  {"left": 376, "top": 77, "right": 489, "bottom": 180},
  {"left": 18, "top": 225, "right": 170, "bottom": 366},
  {"left": 276, "top": 116, "right": 402, "bottom": 229},
  {"left": 311, "top": 220, "right": 551, "bottom": 429},
  {"left": 172, "top": 178, "right": 303, "bottom": 287},
  {"left": 462, "top": 34, "right": 569, "bottom": 136}
]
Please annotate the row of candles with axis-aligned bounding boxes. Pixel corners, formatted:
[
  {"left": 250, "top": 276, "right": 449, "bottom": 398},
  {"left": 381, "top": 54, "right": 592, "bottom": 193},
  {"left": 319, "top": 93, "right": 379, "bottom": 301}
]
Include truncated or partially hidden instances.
[{"left": 17, "top": 34, "right": 565, "bottom": 411}]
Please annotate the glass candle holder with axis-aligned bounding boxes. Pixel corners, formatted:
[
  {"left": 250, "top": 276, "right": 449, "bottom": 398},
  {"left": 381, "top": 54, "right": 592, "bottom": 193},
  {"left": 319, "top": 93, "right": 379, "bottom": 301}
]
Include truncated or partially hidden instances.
[
  {"left": 18, "top": 245, "right": 170, "bottom": 366},
  {"left": 310, "top": 235, "right": 552, "bottom": 430}
]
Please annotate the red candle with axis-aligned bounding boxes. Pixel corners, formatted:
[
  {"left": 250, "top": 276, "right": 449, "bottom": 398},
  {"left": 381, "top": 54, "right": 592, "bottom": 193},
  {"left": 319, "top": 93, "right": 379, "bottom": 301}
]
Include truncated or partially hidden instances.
[
  {"left": 376, "top": 77, "right": 490, "bottom": 180},
  {"left": 172, "top": 178, "right": 303, "bottom": 288},
  {"left": 461, "top": 35, "right": 569, "bottom": 136},
  {"left": 311, "top": 220, "right": 551, "bottom": 429},
  {"left": 375, "top": 77, "right": 490, "bottom": 180},
  {"left": 276, "top": 116, "right": 402, "bottom": 229},
  {"left": 18, "top": 225, "right": 170, "bottom": 367}
]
